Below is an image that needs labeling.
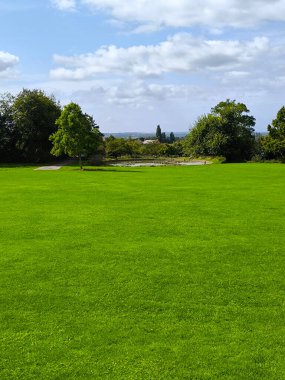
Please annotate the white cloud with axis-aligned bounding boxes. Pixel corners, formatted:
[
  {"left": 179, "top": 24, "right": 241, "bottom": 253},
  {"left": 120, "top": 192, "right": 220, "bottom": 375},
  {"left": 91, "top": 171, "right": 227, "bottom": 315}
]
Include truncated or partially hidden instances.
[
  {"left": 54, "top": 0, "right": 285, "bottom": 28},
  {"left": 0, "top": 51, "right": 19, "bottom": 74},
  {"left": 50, "top": 34, "right": 269, "bottom": 80},
  {"left": 52, "top": 0, "right": 77, "bottom": 11},
  {"left": 44, "top": 0, "right": 285, "bottom": 132},
  {"left": 76, "top": 81, "right": 205, "bottom": 106},
  {"left": 67, "top": 81, "right": 213, "bottom": 131}
]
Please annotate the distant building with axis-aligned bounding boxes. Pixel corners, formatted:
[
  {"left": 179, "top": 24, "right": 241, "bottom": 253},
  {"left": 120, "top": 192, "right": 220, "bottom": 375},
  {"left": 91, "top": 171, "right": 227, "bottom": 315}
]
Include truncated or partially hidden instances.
[{"left": 142, "top": 139, "right": 159, "bottom": 145}]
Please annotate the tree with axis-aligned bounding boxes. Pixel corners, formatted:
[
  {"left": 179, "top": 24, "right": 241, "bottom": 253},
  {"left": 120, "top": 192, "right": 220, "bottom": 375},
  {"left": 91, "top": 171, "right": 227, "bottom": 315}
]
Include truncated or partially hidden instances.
[
  {"left": 169, "top": 132, "right": 175, "bottom": 144},
  {"left": 184, "top": 99, "right": 256, "bottom": 161},
  {"left": 172, "top": 140, "right": 185, "bottom": 156},
  {"left": 260, "top": 106, "right": 285, "bottom": 160},
  {"left": 105, "top": 137, "right": 142, "bottom": 158},
  {"left": 50, "top": 103, "right": 102, "bottom": 169},
  {"left": 156, "top": 125, "right": 162, "bottom": 142},
  {"left": 125, "top": 139, "right": 142, "bottom": 157},
  {"left": 0, "top": 93, "right": 17, "bottom": 162},
  {"left": 12, "top": 89, "right": 61, "bottom": 162},
  {"left": 105, "top": 136, "right": 128, "bottom": 158}
]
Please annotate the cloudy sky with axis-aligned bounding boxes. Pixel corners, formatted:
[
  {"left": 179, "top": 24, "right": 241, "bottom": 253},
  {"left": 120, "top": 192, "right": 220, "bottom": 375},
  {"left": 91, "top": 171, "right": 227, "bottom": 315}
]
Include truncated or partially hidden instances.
[{"left": 1, "top": 0, "right": 285, "bottom": 132}]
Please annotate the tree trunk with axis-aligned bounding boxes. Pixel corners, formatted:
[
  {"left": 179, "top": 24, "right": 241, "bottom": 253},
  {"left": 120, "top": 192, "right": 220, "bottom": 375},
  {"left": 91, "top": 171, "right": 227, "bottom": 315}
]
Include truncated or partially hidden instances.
[{"left": 79, "top": 153, "right": 83, "bottom": 170}]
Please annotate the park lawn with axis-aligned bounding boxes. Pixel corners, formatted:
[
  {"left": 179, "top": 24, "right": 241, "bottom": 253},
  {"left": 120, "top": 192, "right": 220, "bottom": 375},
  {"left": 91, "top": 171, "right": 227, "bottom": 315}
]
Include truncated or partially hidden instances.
[{"left": 0, "top": 164, "right": 284, "bottom": 379}]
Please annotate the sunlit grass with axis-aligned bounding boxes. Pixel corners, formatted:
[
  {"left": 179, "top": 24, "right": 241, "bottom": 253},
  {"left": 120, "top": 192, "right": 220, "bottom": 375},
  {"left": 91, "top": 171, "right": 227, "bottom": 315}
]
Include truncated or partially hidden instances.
[{"left": 0, "top": 164, "right": 284, "bottom": 379}]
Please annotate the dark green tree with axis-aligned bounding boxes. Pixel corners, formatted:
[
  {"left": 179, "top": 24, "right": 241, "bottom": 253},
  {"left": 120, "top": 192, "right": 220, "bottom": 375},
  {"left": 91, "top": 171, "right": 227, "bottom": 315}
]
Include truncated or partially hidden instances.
[
  {"left": 184, "top": 99, "right": 256, "bottom": 161},
  {"left": 12, "top": 89, "right": 61, "bottom": 162},
  {"left": 169, "top": 132, "right": 175, "bottom": 144},
  {"left": 156, "top": 125, "right": 162, "bottom": 142},
  {"left": 161, "top": 132, "right": 166, "bottom": 143},
  {"left": 50, "top": 103, "right": 102, "bottom": 169},
  {"left": 0, "top": 93, "right": 17, "bottom": 162},
  {"left": 260, "top": 106, "right": 285, "bottom": 160}
]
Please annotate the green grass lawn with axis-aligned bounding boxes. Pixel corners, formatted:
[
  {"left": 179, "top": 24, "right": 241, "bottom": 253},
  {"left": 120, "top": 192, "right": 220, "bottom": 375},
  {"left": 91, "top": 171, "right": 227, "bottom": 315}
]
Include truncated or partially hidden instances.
[{"left": 0, "top": 164, "right": 284, "bottom": 379}]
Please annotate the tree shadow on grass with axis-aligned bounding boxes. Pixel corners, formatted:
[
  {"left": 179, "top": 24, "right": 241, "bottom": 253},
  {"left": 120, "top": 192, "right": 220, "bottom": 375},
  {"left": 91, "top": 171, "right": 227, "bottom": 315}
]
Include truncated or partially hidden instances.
[{"left": 0, "top": 164, "right": 37, "bottom": 168}]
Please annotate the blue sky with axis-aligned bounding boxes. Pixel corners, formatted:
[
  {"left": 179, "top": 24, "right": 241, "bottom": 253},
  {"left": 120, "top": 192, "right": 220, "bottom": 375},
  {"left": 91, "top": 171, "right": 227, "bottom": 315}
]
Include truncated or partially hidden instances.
[{"left": 1, "top": 0, "right": 285, "bottom": 133}]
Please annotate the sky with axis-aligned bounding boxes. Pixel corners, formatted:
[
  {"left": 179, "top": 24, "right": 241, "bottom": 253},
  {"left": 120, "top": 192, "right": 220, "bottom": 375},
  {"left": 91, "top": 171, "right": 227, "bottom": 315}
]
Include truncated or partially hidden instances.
[{"left": 0, "top": 0, "right": 285, "bottom": 133}]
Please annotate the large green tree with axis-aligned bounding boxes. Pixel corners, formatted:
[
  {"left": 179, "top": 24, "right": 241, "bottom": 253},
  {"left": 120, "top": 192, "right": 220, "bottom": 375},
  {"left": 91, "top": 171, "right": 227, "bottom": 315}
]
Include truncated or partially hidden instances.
[
  {"left": 261, "top": 106, "right": 285, "bottom": 160},
  {"left": 12, "top": 89, "right": 61, "bottom": 162},
  {"left": 184, "top": 99, "right": 256, "bottom": 161},
  {"left": 50, "top": 103, "right": 102, "bottom": 169}
]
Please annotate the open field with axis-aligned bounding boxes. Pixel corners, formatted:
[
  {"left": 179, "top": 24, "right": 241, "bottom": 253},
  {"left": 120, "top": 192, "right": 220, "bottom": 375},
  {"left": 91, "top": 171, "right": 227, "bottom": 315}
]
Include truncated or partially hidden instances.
[{"left": 0, "top": 164, "right": 284, "bottom": 379}]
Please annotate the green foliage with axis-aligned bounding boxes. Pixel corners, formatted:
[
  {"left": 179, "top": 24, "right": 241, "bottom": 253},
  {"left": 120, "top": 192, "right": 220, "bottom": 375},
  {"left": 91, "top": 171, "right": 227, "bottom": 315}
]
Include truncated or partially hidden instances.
[
  {"left": 261, "top": 106, "right": 285, "bottom": 160},
  {"left": 268, "top": 106, "right": 285, "bottom": 139},
  {"left": 184, "top": 114, "right": 225, "bottom": 156},
  {"left": 105, "top": 137, "right": 183, "bottom": 159},
  {"left": 156, "top": 124, "right": 162, "bottom": 142},
  {"left": 105, "top": 136, "right": 142, "bottom": 158},
  {"left": 0, "top": 90, "right": 61, "bottom": 163},
  {"left": 169, "top": 132, "right": 175, "bottom": 144},
  {"left": 185, "top": 99, "right": 256, "bottom": 162},
  {"left": 0, "top": 93, "right": 16, "bottom": 162},
  {"left": 140, "top": 142, "right": 160, "bottom": 156},
  {"left": 13, "top": 89, "right": 61, "bottom": 162},
  {"left": 140, "top": 142, "right": 178, "bottom": 157},
  {"left": 50, "top": 103, "right": 102, "bottom": 169},
  {"left": 155, "top": 126, "right": 176, "bottom": 144},
  {"left": 0, "top": 164, "right": 285, "bottom": 378},
  {"left": 172, "top": 140, "right": 184, "bottom": 156}
]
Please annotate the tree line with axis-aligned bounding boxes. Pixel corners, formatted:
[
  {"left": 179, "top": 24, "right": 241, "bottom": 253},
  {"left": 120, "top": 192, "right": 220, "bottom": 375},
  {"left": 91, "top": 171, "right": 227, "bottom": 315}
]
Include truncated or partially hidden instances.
[
  {"left": 106, "top": 100, "right": 285, "bottom": 162},
  {"left": 1, "top": 89, "right": 285, "bottom": 165},
  {"left": 0, "top": 90, "right": 103, "bottom": 167}
]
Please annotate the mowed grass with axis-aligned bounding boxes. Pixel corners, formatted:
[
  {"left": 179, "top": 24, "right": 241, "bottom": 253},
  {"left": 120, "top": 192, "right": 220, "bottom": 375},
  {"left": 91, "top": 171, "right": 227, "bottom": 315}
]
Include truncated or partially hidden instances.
[{"left": 0, "top": 164, "right": 284, "bottom": 379}]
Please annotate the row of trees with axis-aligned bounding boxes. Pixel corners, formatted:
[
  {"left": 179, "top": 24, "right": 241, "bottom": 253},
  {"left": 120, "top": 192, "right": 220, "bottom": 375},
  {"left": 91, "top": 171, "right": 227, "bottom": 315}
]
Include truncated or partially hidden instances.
[
  {"left": 0, "top": 90, "right": 103, "bottom": 166},
  {"left": 156, "top": 125, "right": 176, "bottom": 143},
  {"left": 105, "top": 136, "right": 183, "bottom": 158},
  {"left": 1, "top": 89, "right": 284, "bottom": 164}
]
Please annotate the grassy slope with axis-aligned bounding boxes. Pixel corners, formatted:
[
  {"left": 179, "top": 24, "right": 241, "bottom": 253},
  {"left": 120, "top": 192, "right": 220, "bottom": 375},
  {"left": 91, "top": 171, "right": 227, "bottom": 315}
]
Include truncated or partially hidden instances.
[{"left": 0, "top": 164, "right": 284, "bottom": 379}]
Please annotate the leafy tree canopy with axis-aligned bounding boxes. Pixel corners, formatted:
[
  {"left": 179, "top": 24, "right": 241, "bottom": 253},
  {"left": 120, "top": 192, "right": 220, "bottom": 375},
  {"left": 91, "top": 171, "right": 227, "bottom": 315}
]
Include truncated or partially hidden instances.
[
  {"left": 185, "top": 99, "right": 256, "bottom": 161},
  {"left": 260, "top": 106, "right": 285, "bottom": 159},
  {"left": 0, "top": 93, "right": 16, "bottom": 162},
  {"left": 268, "top": 106, "right": 285, "bottom": 139},
  {"left": 13, "top": 89, "right": 61, "bottom": 162},
  {"left": 50, "top": 102, "right": 102, "bottom": 169}
]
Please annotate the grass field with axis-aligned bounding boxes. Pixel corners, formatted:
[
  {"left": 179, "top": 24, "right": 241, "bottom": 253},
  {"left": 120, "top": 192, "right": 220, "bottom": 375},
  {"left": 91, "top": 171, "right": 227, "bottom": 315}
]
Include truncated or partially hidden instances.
[{"left": 0, "top": 164, "right": 284, "bottom": 379}]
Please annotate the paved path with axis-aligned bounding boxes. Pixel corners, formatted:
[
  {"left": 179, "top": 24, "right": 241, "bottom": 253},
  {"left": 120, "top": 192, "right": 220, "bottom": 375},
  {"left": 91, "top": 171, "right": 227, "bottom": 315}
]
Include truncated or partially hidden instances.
[
  {"left": 35, "top": 159, "right": 76, "bottom": 171},
  {"left": 35, "top": 165, "right": 62, "bottom": 171}
]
